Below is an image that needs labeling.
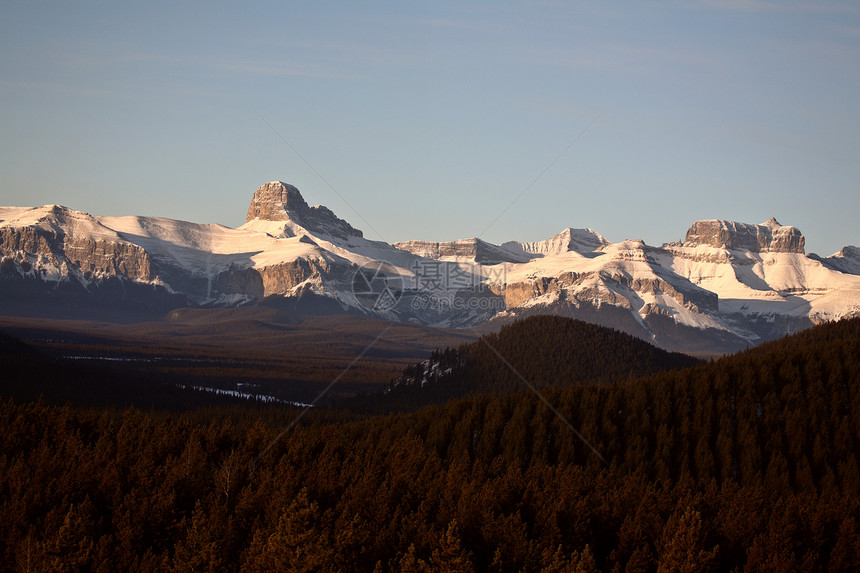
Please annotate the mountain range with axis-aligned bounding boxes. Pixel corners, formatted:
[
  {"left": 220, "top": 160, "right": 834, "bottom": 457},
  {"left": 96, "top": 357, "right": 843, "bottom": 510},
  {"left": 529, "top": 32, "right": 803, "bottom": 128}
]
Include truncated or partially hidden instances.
[{"left": 2, "top": 180, "right": 859, "bottom": 354}]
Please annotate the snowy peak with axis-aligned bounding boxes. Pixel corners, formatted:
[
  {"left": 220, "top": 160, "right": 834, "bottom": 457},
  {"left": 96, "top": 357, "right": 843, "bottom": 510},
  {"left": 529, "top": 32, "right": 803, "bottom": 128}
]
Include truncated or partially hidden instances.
[
  {"left": 0, "top": 204, "right": 154, "bottom": 285},
  {"left": 813, "top": 245, "right": 860, "bottom": 276},
  {"left": 504, "top": 227, "right": 609, "bottom": 258},
  {"left": 683, "top": 218, "right": 805, "bottom": 254},
  {"left": 2, "top": 181, "right": 859, "bottom": 355},
  {"left": 245, "top": 181, "right": 362, "bottom": 239},
  {"left": 1, "top": 204, "right": 123, "bottom": 241}
]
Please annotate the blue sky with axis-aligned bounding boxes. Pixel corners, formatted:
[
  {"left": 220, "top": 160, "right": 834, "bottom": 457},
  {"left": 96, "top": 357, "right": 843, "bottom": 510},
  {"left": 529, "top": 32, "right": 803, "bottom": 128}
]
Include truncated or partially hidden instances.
[{"left": 1, "top": 1, "right": 858, "bottom": 255}]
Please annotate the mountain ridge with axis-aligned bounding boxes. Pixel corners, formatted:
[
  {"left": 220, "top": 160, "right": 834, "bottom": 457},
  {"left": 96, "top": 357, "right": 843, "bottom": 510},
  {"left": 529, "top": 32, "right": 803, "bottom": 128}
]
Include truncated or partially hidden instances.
[{"left": 2, "top": 180, "right": 859, "bottom": 354}]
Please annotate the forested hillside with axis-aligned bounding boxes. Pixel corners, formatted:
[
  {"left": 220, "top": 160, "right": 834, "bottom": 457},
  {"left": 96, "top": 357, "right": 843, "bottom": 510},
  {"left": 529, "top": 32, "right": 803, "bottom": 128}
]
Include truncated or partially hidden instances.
[
  {"left": 382, "top": 315, "right": 701, "bottom": 409},
  {"left": 0, "top": 318, "right": 858, "bottom": 570}
]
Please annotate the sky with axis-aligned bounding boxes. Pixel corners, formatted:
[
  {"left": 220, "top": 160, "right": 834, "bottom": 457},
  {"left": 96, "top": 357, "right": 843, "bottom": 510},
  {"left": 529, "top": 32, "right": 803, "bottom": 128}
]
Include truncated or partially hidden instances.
[{"left": 1, "top": 1, "right": 858, "bottom": 256}]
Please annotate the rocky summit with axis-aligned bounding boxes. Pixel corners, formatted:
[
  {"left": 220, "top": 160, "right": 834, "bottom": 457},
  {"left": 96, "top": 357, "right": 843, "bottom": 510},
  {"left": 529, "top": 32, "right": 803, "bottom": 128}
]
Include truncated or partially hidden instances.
[
  {"left": 245, "top": 181, "right": 362, "bottom": 239},
  {"left": 683, "top": 218, "right": 805, "bottom": 253}
]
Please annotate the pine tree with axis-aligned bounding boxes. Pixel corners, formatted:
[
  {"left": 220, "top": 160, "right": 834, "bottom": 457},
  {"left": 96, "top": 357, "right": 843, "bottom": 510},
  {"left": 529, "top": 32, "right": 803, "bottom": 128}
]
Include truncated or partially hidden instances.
[
  {"left": 429, "top": 521, "right": 476, "bottom": 573},
  {"left": 657, "top": 508, "right": 718, "bottom": 573},
  {"left": 253, "top": 488, "right": 330, "bottom": 572}
]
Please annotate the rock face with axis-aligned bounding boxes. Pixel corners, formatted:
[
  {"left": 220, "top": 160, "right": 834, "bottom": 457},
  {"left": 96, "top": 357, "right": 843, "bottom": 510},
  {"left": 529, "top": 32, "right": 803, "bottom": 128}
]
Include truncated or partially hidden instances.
[
  {"left": 683, "top": 218, "right": 805, "bottom": 253},
  {"left": 3, "top": 183, "right": 860, "bottom": 355},
  {"left": 0, "top": 205, "right": 179, "bottom": 319},
  {"left": 0, "top": 205, "right": 154, "bottom": 283},
  {"left": 256, "top": 256, "right": 346, "bottom": 297},
  {"left": 394, "top": 228, "right": 610, "bottom": 265},
  {"left": 245, "top": 181, "right": 362, "bottom": 239},
  {"left": 498, "top": 239, "right": 718, "bottom": 325},
  {"left": 394, "top": 238, "right": 528, "bottom": 264}
]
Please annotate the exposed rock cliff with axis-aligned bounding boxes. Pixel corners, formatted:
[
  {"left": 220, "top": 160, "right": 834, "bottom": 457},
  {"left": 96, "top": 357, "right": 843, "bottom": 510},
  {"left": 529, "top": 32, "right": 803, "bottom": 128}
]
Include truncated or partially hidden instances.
[
  {"left": 0, "top": 205, "right": 154, "bottom": 283},
  {"left": 245, "top": 181, "right": 362, "bottom": 239},
  {"left": 499, "top": 240, "right": 718, "bottom": 316},
  {"left": 683, "top": 218, "right": 805, "bottom": 253},
  {"left": 393, "top": 238, "right": 527, "bottom": 264},
  {"left": 2, "top": 185, "right": 858, "bottom": 355}
]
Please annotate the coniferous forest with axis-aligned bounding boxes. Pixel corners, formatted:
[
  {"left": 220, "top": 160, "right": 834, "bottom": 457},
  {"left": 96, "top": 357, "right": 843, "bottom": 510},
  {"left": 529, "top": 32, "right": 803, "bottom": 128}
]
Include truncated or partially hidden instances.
[{"left": 1, "top": 316, "right": 859, "bottom": 571}]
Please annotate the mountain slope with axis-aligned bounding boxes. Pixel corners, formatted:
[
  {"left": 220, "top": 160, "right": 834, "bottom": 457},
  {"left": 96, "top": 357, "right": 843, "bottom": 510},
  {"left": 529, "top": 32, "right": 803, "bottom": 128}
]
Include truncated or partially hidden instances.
[
  {"left": 485, "top": 220, "right": 860, "bottom": 353},
  {"left": 2, "top": 181, "right": 859, "bottom": 353}
]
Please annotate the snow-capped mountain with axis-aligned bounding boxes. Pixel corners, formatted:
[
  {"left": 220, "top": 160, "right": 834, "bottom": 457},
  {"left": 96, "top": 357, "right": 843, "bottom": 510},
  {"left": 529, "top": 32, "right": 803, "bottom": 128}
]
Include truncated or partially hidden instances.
[{"left": 2, "top": 181, "right": 859, "bottom": 354}]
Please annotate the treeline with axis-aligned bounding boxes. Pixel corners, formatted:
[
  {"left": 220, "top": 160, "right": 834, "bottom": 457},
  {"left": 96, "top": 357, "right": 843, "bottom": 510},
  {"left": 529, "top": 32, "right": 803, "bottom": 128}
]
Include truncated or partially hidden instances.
[{"left": 0, "top": 317, "right": 859, "bottom": 570}]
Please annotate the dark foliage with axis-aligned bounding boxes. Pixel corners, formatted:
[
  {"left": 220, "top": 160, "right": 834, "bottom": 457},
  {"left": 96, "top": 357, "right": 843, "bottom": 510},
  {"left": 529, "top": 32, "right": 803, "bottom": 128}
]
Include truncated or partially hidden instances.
[
  {"left": 0, "top": 318, "right": 858, "bottom": 571},
  {"left": 377, "top": 315, "right": 701, "bottom": 410}
]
